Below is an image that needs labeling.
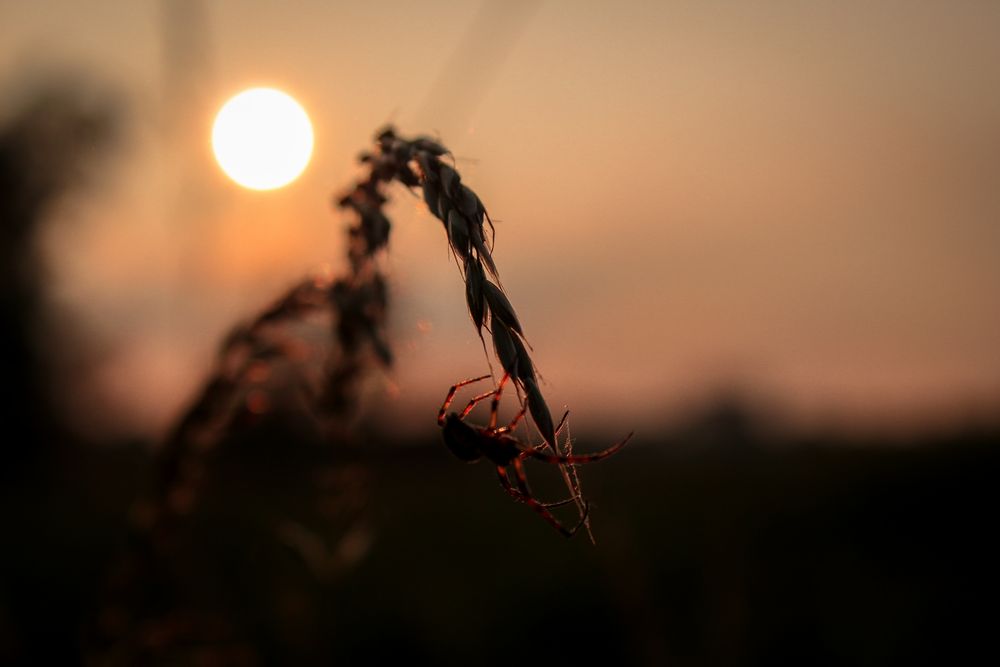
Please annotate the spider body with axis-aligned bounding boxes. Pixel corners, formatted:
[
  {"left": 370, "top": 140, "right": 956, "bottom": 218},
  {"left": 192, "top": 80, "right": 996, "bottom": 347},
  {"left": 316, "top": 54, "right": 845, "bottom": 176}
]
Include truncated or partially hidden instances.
[
  {"left": 437, "top": 374, "right": 632, "bottom": 537},
  {"left": 440, "top": 412, "right": 527, "bottom": 466}
]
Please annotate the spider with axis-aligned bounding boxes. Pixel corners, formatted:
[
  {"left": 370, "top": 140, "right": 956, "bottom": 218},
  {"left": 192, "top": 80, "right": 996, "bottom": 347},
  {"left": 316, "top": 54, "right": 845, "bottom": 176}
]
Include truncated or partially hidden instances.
[{"left": 437, "top": 373, "right": 633, "bottom": 537}]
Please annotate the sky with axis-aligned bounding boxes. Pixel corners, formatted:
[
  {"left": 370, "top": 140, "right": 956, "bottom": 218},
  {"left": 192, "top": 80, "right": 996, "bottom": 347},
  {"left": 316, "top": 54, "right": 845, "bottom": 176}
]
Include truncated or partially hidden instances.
[{"left": 2, "top": 0, "right": 999, "bottom": 441}]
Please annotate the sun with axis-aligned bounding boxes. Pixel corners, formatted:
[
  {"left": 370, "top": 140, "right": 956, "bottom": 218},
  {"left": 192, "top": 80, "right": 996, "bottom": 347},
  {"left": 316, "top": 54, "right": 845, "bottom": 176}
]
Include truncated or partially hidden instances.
[{"left": 212, "top": 87, "right": 314, "bottom": 190}]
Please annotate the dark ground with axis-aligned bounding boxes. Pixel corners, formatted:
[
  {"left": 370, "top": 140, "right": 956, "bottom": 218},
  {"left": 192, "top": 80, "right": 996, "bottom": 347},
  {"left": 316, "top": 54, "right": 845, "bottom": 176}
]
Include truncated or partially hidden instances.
[{"left": 2, "top": 412, "right": 997, "bottom": 666}]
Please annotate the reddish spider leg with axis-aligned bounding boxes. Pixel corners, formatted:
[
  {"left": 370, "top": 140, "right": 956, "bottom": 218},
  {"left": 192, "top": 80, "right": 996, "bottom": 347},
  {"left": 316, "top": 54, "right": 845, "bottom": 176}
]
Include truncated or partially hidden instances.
[
  {"left": 496, "top": 374, "right": 592, "bottom": 538},
  {"left": 499, "top": 426, "right": 632, "bottom": 537},
  {"left": 437, "top": 374, "right": 492, "bottom": 426},
  {"left": 493, "top": 391, "right": 581, "bottom": 512},
  {"left": 519, "top": 432, "right": 633, "bottom": 465},
  {"left": 485, "top": 376, "right": 595, "bottom": 536},
  {"left": 498, "top": 461, "right": 591, "bottom": 538}
]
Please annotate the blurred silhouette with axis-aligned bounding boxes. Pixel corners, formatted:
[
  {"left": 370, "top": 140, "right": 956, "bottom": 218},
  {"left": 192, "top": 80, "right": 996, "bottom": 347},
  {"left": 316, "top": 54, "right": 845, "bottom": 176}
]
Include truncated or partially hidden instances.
[{"left": 0, "top": 76, "right": 119, "bottom": 468}]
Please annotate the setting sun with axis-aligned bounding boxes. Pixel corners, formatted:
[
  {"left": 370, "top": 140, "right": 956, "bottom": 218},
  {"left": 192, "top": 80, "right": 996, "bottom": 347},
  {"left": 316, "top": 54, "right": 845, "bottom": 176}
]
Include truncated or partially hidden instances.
[{"left": 211, "top": 87, "right": 313, "bottom": 190}]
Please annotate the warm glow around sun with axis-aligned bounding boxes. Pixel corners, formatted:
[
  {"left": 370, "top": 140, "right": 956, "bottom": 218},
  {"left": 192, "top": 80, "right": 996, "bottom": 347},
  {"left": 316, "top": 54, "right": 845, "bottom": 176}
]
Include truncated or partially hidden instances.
[{"left": 212, "top": 87, "right": 313, "bottom": 190}]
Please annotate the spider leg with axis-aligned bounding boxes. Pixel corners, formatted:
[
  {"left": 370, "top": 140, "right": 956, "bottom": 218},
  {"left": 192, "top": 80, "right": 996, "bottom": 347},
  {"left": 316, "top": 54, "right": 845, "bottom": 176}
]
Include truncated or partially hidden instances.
[
  {"left": 494, "top": 466, "right": 580, "bottom": 508},
  {"left": 523, "top": 432, "right": 634, "bottom": 465},
  {"left": 488, "top": 373, "right": 511, "bottom": 429},
  {"left": 494, "top": 401, "right": 528, "bottom": 435},
  {"left": 459, "top": 391, "right": 496, "bottom": 420},
  {"left": 511, "top": 458, "right": 590, "bottom": 538},
  {"left": 438, "top": 374, "right": 491, "bottom": 425}
]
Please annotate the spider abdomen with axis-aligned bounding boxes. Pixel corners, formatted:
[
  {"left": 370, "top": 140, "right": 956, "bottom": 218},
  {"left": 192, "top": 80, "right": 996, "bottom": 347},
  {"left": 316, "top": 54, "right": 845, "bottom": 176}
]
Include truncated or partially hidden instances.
[
  {"left": 477, "top": 434, "right": 521, "bottom": 467},
  {"left": 441, "top": 414, "right": 484, "bottom": 462}
]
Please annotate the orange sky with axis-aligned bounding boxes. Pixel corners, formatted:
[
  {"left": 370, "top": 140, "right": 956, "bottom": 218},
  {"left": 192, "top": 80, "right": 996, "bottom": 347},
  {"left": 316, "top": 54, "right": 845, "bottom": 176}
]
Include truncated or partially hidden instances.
[{"left": 3, "top": 0, "right": 999, "bottom": 440}]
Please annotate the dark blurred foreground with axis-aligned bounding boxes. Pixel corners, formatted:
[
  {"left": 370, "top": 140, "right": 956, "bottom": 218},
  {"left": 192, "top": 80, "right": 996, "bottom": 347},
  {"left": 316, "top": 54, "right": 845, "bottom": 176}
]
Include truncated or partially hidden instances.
[
  {"left": 3, "top": 77, "right": 998, "bottom": 666},
  {"left": 1, "top": 413, "right": 997, "bottom": 666}
]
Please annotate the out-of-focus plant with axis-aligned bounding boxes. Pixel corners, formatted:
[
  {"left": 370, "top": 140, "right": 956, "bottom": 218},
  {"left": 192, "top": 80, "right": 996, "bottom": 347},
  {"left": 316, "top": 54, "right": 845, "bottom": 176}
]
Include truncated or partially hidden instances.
[{"left": 0, "top": 78, "right": 119, "bottom": 464}]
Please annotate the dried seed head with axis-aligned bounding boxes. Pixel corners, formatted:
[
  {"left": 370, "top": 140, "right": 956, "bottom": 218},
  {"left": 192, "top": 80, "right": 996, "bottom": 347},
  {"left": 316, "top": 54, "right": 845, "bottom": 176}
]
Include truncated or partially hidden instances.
[
  {"left": 524, "top": 377, "right": 556, "bottom": 449},
  {"left": 412, "top": 136, "right": 449, "bottom": 157},
  {"left": 465, "top": 258, "right": 487, "bottom": 336},
  {"left": 456, "top": 184, "right": 479, "bottom": 219},
  {"left": 362, "top": 129, "right": 565, "bottom": 458},
  {"left": 370, "top": 333, "right": 393, "bottom": 366},
  {"left": 422, "top": 178, "right": 441, "bottom": 219},
  {"left": 446, "top": 209, "right": 471, "bottom": 261},
  {"left": 415, "top": 151, "right": 438, "bottom": 182},
  {"left": 491, "top": 321, "right": 534, "bottom": 386},
  {"left": 491, "top": 320, "right": 520, "bottom": 380},
  {"left": 469, "top": 221, "right": 498, "bottom": 280},
  {"left": 386, "top": 139, "right": 413, "bottom": 165},
  {"left": 361, "top": 209, "right": 391, "bottom": 251},
  {"left": 482, "top": 280, "right": 522, "bottom": 337},
  {"left": 220, "top": 325, "right": 254, "bottom": 354},
  {"left": 508, "top": 329, "right": 535, "bottom": 384},
  {"left": 439, "top": 163, "right": 461, "bottom": 199},
  {"left": 375, "top": 125, "right": 396, "bottom": 145},
  {"left": 396, "top": 162, "right": 420, "bottom": 187},
  {"left": 370, "top": 272, "right": 389, "bottom": 306}
]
